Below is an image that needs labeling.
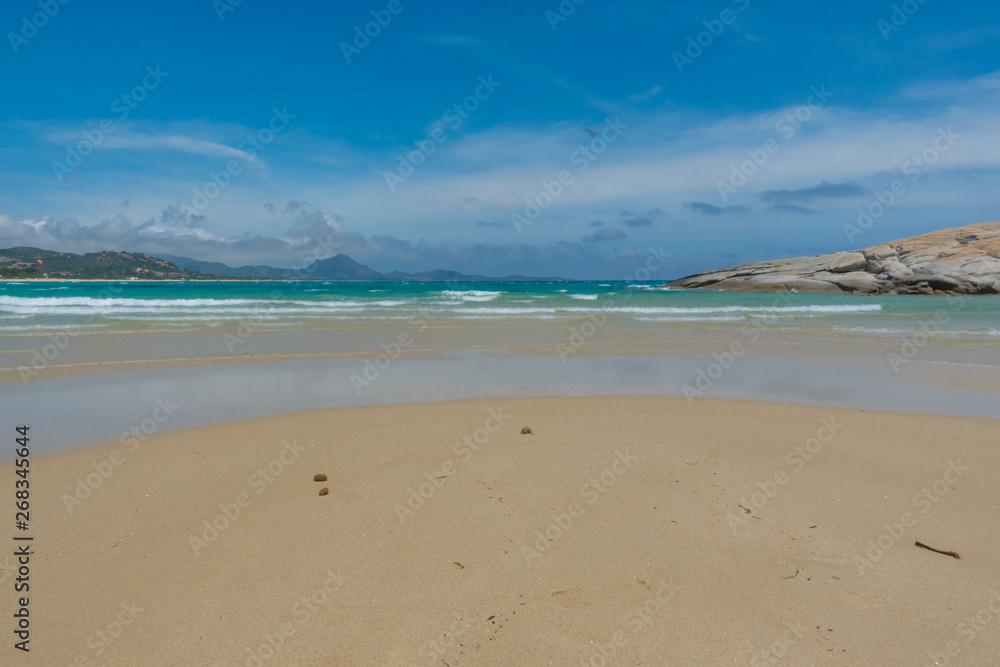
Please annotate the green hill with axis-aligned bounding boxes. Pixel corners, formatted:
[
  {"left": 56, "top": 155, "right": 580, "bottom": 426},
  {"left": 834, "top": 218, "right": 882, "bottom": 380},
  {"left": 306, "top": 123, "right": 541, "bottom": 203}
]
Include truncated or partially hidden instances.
[{"left": 0, "top": 247, "right": 209, "bottom": 280}]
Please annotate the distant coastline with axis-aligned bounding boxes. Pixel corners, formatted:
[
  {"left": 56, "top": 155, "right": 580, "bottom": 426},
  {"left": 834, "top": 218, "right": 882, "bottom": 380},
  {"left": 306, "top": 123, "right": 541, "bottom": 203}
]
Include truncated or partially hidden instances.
[{"left": 0, "top": 246, "right": 564, "bottom": 282}]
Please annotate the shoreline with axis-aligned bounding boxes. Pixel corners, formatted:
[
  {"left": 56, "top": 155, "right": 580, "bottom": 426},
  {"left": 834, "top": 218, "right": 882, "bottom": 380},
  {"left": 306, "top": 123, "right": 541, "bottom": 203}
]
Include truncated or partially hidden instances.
[
  {"left": 5, "top": 350, "right": 998, "bottom": 460},
  {"left": 4, "top": 310, "right": 997, "bottom": 385}
]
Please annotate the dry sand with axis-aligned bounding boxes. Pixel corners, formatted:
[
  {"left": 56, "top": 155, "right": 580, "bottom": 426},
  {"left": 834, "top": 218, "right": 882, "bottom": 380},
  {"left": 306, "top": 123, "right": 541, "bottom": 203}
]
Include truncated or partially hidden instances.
[{"left": 5, "top": 397, "right": 999, "bottom": 665}]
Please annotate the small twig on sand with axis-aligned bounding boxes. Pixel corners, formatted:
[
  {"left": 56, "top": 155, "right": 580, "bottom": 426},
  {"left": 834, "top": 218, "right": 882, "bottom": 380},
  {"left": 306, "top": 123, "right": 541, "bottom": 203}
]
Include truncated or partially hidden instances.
[{"left": 915, "top": 541, "right": 961, "bottom": 559}]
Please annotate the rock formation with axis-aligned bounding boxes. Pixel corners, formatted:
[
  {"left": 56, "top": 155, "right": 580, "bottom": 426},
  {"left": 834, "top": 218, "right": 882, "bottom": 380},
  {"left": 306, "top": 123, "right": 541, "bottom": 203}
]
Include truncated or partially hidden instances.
[{"left": 666, "top": 222, "right": 1000, "bottom": 295}]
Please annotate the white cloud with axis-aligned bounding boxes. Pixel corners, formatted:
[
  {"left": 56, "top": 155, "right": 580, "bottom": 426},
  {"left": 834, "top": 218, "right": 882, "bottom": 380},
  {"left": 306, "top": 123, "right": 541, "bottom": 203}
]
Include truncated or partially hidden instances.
[
  {"left": 627, "top": 85, "right": 663, "bottom": 103},
  {"left": 5, "top": 71, "right": 1000, "bottom": 276},
  {"left": 96, "top": 131, "right": 254, "bottom": 160},
  {"left": 39, "top": 122, "right": 262, "bottom": 164}
]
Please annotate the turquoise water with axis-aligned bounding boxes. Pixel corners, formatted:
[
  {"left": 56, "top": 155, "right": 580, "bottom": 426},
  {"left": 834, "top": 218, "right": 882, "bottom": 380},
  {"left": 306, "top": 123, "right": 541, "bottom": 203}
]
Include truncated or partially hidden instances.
[{"left": 0, "top": 280, "right": 998, "bottom": 341}]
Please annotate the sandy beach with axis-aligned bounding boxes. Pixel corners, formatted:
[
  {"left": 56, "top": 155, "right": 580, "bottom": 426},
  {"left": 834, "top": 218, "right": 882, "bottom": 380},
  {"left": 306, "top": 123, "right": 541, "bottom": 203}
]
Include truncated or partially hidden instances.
[{"left": 5, "top": 396, "right": 998, "bottom": 665}]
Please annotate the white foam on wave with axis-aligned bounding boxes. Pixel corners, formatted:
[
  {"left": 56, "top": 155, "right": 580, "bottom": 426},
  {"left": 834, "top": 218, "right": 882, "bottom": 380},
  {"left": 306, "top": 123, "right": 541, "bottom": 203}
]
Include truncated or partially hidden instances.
[
  {"left": 844, "top": 326, "right": 1000, "bottom": 337},
  {"left": 0, "top": 289, "right": 896, "bottom": 333},
  {"left": 0, "top": 295, "right": 264, "bottom": 309},
  {"left": 440, "top": 290, "right": 500, "bottom": 297},
  {"left": 533, "top": 305, "right": 883, "bottom": 315},
  {"left": 607, "top": 304, "right": 883, "bottom": 315},
  {"left": 452, "top": 307, "right": 557, "bottom": 315},
  {"left": 637, "top": 316, "right": 746, "bottom": 322},
  {"left": 0, "top": 295, "right": 415, "bottom": 316},
  {"left": 439, "top": 290, "right": 500, "bottom": 302}
]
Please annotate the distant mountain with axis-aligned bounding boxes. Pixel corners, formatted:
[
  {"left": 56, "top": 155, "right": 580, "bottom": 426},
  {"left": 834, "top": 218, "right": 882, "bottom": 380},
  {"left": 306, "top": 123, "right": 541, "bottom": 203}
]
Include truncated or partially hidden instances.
[
  {"left": 0, "top": 247, "right": 204, "bottom": 280},
  {"left": 162, "top": 253, "right": 564, "bottom": 281},
  {"left": 1, "top": 247, "right": 565, "bottom": 281},
  {"left": 309, "top": 254, "right": 383, "bottom": 280},
  {"left": 156, "top": 254, "right": 296, "bottom": 279}
]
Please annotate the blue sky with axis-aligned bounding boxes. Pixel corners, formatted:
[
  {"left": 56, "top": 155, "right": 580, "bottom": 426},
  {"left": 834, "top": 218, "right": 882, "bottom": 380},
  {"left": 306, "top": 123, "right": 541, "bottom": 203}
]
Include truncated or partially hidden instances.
[{"left": 1, "top": 0, "right": 999, "bottom": 279}]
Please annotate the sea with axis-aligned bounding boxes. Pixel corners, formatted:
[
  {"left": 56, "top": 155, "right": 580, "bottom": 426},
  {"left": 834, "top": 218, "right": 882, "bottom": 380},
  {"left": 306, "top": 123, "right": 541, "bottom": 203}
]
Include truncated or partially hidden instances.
[
  {"left": 0, "top": 280, "right": 998, "bottom": 341},
  {"left": 3, "top": 280, "right": 998, "bottom": 455}
]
